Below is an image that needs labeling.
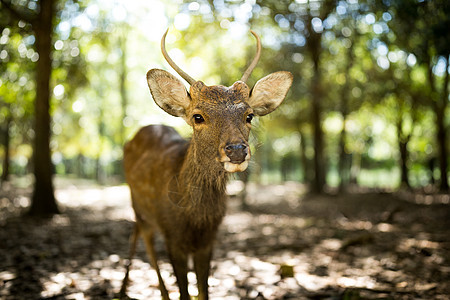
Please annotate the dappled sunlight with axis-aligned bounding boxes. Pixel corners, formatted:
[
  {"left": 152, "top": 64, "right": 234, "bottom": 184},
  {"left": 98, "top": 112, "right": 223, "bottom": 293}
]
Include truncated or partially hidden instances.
[
  {"left": 375, "top": 222, "right": 394, "bottom": 232},
  {"left": 243, "top": 181, "right": 308, "bottom": 210},
  {"left": 337, "top": 218, "right": 373, "bottom": 231},
  {"left": 319, "top": 239, "right": 341, "bottom": 251},
  {"left": 398, "top": 237, "right": 440, "bottom": 251},
  {"left": 397, "top": 190, "right": 450, "bottom": 205},
  {"left": 336, "top": 219, "right": 395, "bottom": 233},
  {"left": 1, "top": 0, "right": 449, "bottom": 297},
  {"left": 1, "top": 180, "right": 449, "bottom": 298},
  {"left": 336, "top": 276, "right": 377, "bottom": 289},
  {"left": 55, "top": 184, "right": 134, "bottom": 221}
]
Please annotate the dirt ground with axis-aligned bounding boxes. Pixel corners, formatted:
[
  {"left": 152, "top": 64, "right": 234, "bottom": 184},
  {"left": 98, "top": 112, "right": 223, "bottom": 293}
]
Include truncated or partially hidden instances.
[{"left": 1, "top": 179, "right": 449, "bottom": 300}]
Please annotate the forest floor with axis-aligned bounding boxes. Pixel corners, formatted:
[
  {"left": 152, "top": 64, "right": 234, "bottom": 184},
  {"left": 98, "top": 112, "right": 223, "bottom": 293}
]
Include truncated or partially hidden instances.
[{"left": 1, "top": 177, "right": 450, "bottom": 300}]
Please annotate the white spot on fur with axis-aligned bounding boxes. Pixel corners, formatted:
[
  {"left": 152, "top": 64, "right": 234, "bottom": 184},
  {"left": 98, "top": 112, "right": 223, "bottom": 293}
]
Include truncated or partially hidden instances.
[{"left": 227, "top": 102, "right": 246, "bottom": 110}]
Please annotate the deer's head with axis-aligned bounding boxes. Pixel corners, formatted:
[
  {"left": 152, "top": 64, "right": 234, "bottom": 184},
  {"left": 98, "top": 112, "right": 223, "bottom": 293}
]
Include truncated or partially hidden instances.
[{"left": 147, "top": 29, "right": 293, "bottom": 173}]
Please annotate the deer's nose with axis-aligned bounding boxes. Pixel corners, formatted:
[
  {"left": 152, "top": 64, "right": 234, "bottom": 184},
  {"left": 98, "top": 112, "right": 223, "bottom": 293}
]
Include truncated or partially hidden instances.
[{"left": 224, "top": 143, "right": 248, "bottom": 164}]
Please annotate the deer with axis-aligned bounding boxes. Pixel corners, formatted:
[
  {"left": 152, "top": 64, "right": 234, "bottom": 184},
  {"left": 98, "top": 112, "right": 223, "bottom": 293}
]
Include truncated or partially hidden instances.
[{"left": 121, "top": 29, "right": 293, "bottom": 300}]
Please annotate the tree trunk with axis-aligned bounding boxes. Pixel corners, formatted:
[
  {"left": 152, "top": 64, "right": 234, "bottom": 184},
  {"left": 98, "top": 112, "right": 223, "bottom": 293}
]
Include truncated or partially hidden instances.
[
  {"left": 338, "top": 37, "right": 355, "bottom": 193},
  {"left": 29, "top": 0, "right": 59, "bottom": 216},
  {"left": 299, "top": 130, "right": 310, "bottom": 184},
  {"left": 305, "top": 2, "right": 335, "bottom": 193},
  {"left": 436, "top": 56, "right": 449, "bottom": 191},
  {"left": 96, "top": 99, "right": 105, "bottom": 183},
  {"left": 398, "top": 140, "right": 410, "bottom": 188},
  {"left": 310, "top": 48, "right": 326, "bottom": 193},
  {"left": 306, "top": 20, "right": 325, "bottom": 193},
  {"left": 427, "top": 55, "right": 449, "bottom": 192},
  {"left": 311, "top": 85, "right": 325, "bottom": 193},
  {"left": 1, "top": 115, "right": 12, "bottom": 183},
  {"left": 396, "top": 105, "right": 411, "bottom": 188},
  {"left": 350, "top": 152, "right": 360, "bottom": 184},
  {"left": 338, "top": 114, "right": 348, "bottom": 192}
]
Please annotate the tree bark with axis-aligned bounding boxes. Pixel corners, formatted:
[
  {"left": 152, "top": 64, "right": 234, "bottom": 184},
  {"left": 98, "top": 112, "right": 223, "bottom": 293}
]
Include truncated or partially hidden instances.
[
  {"left": 299, "top": 130, "right": 311, "bottom": 184},
  {"left": 437, "top": 56, "right": 449, "bottom": 191},
  {"left": 338, "top": 35, "right": 355, "bottom": 193},
  {"left": 1, "top": 115, "right": 12, "bottom": 183},
  {"left": 305, "top": 0, "right": 335, "bottom": 193},
  {"left": 29, "top": 0, "right": 59, "bottom": 216},
  {"left": 307, "top": 19, "right": 326, "bottom": 194},
  {"left": 427, "top": 54, "right": 449, "bottom": 192},
  {"left": 311, "top": 69, "right": 325, "bottom": 193},
  {"left": 338, "top": 113, "right": 348, "bottom": 191},
  {"left": 397, "top": 124, "right": 410, "bottom": 188}
]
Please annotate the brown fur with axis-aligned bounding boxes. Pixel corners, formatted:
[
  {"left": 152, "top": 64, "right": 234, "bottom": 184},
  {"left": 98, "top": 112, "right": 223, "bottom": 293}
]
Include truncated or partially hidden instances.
[{"left": 124, "top": 124, "right": 226, "bottom": 250}]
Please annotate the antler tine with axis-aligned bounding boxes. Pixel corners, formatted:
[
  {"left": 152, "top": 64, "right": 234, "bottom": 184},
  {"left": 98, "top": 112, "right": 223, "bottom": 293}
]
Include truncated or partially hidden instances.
[
  {"left": 161, "top": 29, "right": 196, "bottom": 85},
  {"left": 241, "top": 30, "right": 261, "bottom": 83}
]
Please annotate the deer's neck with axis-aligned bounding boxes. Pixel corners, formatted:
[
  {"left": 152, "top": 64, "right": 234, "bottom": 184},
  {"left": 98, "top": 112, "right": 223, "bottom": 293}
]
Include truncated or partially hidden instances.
[{"left": 172, "top": 141, "right": 228, "bottom": 225}]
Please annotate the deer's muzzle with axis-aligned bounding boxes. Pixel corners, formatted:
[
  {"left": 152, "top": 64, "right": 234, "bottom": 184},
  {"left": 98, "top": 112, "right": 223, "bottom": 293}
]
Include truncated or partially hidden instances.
[
  {"left": 225, "top": 143, "right": 248, "bottom": 163},
  {"left": 222, "top": 142, "right": 250, "bottom": 173}
]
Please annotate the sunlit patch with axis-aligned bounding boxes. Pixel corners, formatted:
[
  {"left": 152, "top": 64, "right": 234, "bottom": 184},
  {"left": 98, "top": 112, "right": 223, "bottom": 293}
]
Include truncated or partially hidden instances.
[
  {"left": 320, "top": 239, "right": 342, "bottom": 251},
  {"left": 0, "top": 271, "right": 15, "bottom": 282},
  {"left": 337, "top": 276, "right": 377, "bottom": 289},
  {"left": 376, "top": 222, "right": 393, "bottom": 232},
  {"left": 294, "top": 272, "right": 330, "bottom": 291},
  {"left": 397, "top": 237, "right": 440, "bottom": 253},
  {"left": 50, "top": 214, "right": 71, "bottom": 226},
  {"left": 55, "top": 184, "right": 134, "bottom": 220},
  {"left": 337, "top": 218, "right": 374, "bottom": 231},
  {"left": 41, "top": 272, "right": 88, "bottom": 299}
]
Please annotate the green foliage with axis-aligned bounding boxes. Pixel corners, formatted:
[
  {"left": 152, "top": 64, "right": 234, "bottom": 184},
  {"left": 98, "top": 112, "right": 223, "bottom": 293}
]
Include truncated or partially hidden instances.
[
  {"left": 1, "top": 0, "right": 448, "bottom": 189},
  {"left": 0, "top": 23, "right": 35, "bottom": 168}
]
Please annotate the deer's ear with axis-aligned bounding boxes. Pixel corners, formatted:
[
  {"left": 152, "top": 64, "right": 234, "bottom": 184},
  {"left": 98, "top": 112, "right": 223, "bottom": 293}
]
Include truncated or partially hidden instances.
[
  {"left": 147, "top": 69, "right": 191, "bottom": 117},
  {"left": 247, "top": 71, "right": 293, "bottom": 116}
]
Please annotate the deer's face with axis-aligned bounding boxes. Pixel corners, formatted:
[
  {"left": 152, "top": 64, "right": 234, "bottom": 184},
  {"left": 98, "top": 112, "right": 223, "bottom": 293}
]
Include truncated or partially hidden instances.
[
  {"left": 146, "top": 29, "right": 293, "bottom": 173},
  {"left": 147, "top": 69, "right": 292, "bottom": 173},
  {"left": 187, "top": 81, "right": 253, "bottom": 172}
]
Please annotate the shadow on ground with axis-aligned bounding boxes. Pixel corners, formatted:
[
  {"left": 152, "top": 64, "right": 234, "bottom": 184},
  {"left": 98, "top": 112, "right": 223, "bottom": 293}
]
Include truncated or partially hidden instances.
[{"left": 0, "top": 179, "right": 449, "bottom": 299}]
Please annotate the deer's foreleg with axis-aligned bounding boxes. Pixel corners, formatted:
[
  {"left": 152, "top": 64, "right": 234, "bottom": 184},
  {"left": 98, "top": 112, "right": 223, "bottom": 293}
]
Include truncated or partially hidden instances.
[
  {"left": 194, "top": 245, "right": 212, "bottom": 300},
  {"left": 167, "top": 245, "right": 189, "bottom": 300}
]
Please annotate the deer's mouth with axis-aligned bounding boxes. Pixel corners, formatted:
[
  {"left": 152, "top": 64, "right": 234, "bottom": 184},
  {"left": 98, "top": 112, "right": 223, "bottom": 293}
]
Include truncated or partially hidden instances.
[
  {"left": 219, "top": 151, "right": 251, "bottom": 173},
  {"left": 218, "top": 142, "right": 251, "bottom": 173},
  {"left": 223, "top": 160, "right": 249, "bottom": 173}
]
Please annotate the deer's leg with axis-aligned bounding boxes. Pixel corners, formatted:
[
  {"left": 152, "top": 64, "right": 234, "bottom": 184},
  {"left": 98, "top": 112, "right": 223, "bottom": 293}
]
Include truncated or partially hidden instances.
[
  {"left": 119, "top": 223, "right": 140, "bottom": 299},
  {"left": 194, "top": 245, "right": 212, "bottom": 300},
  {"left": 167, "top": 245, "right": 189, "bottom": 300},
  {"left": 141, "top": 230, "right": 170, "bottom": 300}
]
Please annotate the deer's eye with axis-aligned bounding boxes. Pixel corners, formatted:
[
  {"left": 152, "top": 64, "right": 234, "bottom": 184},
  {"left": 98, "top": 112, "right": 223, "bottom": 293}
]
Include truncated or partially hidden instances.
[
  {"left": 193, "top": 114, "right": 205, "bottom": 124},
  {"left": 246, "top": 113, "right": 254, "bottom": 124}
]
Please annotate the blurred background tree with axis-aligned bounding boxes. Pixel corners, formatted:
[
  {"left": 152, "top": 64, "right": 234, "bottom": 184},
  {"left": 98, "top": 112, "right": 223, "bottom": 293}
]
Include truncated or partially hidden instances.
[
  {"left": 0, "top": 0, "right": 449, "bottom": 215},
  {"left": 1, "top": 0, "right": 61, "bottom": 215}
]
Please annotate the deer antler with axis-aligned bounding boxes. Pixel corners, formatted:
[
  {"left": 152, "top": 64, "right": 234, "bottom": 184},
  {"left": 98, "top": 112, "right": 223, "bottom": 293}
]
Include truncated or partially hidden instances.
[
  {"left": 241, "top": 30, "right": 261, "bottom": 83},
  {"left": 161, "top": 29, "right": 196, "bottom": 85}
]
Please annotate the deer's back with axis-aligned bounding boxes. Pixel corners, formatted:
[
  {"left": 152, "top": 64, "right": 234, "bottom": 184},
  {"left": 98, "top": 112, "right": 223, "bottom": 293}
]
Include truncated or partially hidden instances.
[{"left": 124, "top": 125, "right": 188, "bottom": 221}]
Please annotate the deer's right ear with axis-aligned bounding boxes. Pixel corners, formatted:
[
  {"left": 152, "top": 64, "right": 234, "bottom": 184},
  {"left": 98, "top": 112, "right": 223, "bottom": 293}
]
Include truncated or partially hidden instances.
[{"left": 146, "top": 69, "right": 191, "bottom": 117}]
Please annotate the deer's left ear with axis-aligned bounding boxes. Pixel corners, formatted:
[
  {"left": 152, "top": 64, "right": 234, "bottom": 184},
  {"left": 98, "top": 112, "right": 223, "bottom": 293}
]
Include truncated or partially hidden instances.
[{"left": 247, "top": 71, "right": 293, "bottom": 116}]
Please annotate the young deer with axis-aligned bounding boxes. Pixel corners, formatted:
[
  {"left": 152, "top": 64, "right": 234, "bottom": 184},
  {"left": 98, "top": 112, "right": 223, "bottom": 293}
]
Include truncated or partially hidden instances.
[{"left": 121, "top": 29, "right": 292, "bottom": 299}]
